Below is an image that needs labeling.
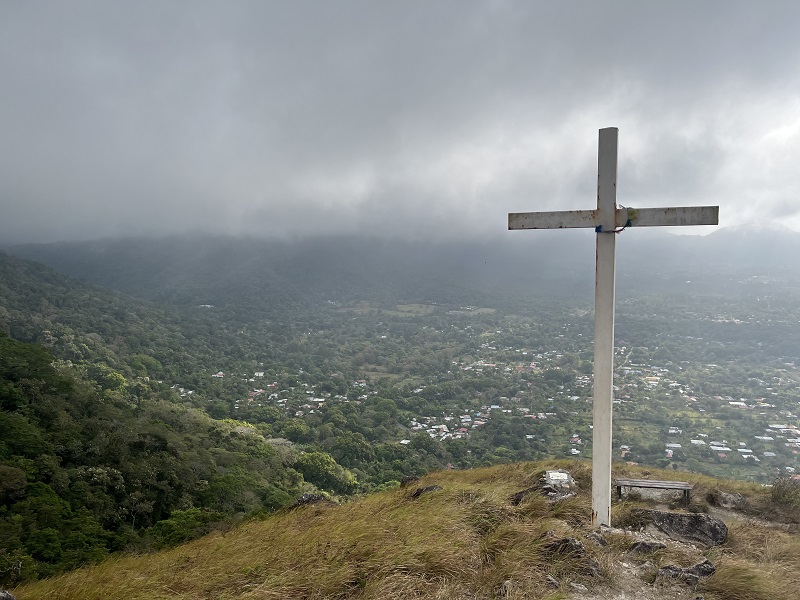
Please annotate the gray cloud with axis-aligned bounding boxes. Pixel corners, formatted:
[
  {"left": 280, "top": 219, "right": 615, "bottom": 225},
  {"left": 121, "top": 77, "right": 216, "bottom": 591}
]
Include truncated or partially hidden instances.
[{"left": 2, "top": 1, "right": 800, "bottom": 243}]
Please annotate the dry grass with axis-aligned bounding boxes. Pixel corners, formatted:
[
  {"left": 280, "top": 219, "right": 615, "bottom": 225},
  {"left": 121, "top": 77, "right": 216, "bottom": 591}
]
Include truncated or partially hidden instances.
[
  {"left": 703, "top": 560, "right": 790, "bottom": 600},
  {"left": 701, "top": 519, "right": 800, "bottom": 600},
  {"left": 12, "top": 460, "right": 800, "bottom": 600}
]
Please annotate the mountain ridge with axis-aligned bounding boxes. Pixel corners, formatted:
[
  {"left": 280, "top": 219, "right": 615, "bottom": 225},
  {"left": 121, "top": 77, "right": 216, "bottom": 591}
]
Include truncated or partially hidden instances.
[{"left": 8, "top": 228, "right": 800, "bottom": 314}]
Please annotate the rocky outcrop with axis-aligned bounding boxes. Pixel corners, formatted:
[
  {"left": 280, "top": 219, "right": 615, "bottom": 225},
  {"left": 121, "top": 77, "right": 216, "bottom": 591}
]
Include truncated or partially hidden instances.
[
  {"left": 539, "top": 470, "right": 578, "bottom": 502},
  {"left": 510, "top": 469, "right": 577, "bottom": 505},
  {"left": 685, "top": 559, "right": 716, "bottom": 578},
  {"left": 708, "top": 490, "right": 746, "bottom": 510},
  {"left": 290, "top": 493, "right": 331, "bottom": 508},
  {"left": 628, "top": 540, "right": 667, "bottom": 554},
  {"left": 545, "top": 537, "right": 600, "bottom": 577},
  {"left": 0, "top": 591, "right": 17, "bottom": 600},
  {"left": 630, "top": 509, "right": 728, "bottom": 546},
  {"left": 569, "top": 582, "right": 589, "bottom": 592},
  {"left": 586, "top": 531, "right": 608, "bottom": 547},
  {"left": 545, "top": 536, "right": 586, "bottom": 557},
  {"left": 655, "top": 559, "right": 716, "bottom": 588}
]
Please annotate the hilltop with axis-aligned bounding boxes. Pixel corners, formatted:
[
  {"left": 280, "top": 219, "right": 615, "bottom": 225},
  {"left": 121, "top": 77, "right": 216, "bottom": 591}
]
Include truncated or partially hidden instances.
[{"left": 10, "top": 460, "right": 800, "bottom": 600}]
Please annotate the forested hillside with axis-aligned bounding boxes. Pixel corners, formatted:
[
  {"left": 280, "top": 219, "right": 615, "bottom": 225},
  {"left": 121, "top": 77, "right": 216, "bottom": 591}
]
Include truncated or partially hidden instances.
[
  {"left": 0, "top": 252, "right": 477, "bottom": 584},
  {"left": 0, "top": 330, "right": 311, "bottom": 583}
]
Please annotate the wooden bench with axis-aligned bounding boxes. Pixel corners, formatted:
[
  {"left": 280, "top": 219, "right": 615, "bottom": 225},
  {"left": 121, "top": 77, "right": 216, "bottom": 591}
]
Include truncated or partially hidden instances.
[{"left": 615, "top": 478, "right": 693, "bottom": 505}]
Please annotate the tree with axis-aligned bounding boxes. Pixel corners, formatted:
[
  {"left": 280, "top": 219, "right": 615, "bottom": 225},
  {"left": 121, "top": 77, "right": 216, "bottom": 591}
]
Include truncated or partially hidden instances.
[
  {"left": 147, "top": 508, "right": 223, "bottom": 549},
  {"left": 293, "top": 452, "right": 358, "bottom": 494},
  {"left": 0, "top": 465, "right": 27, "bottom": 506},
  {"left": 330, "top": 432, "right": 375, "bottom": 468},
  {"left": 281, "top": 419, "right": 312, "bottom": 443}
]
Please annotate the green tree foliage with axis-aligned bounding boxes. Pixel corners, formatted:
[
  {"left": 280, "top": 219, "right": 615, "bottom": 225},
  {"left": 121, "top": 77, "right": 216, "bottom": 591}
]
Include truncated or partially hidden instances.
[
  {"left": 147, "top": 508, "right": 224, "bottom": 549},
  {"left": 293, "top": 452, "right": 358, "bottom": 495},
  {"left": 330, "top": 432, "right": 375, "bottom": 468},
  {"left": 281, "top": 419, "right": 312, "bottom": 443}
]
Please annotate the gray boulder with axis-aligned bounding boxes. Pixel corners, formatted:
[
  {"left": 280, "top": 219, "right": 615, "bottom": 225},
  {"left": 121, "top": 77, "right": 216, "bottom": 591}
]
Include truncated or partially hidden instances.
[
  {"left": 510, "top": 470, "right": 577, "bottom": 505},
  {"left": 540, "top": 470, "right": 578, "bottom": 502},
  {"left": 655, "top": 559, "right": 715, "bottom": 588},
  {"left": 545, "top": 537, "right": 586, "bottom": 557},
  {"left": 545, "top": 537, "right": 600, "bottom": 577},
  {"left": 544, "top": 470, "right": 574, "bottom": 488},
  {"left": 630, "top": 509, "right": 728, "bottom": 546},
  {"left": 685, "top": 559, "right": 716, "bottom": 578},
  {"left": 290, "top": 493, "right": 329, "bottom": 508},
  {"left": 628, "top": 540, "right": 667, "bottom": 554},
  {"left": 656, "top": 564, "right": 698, "bottom": 587},
  {"left": 709, "top": 490, "right": 746, "bottom": 510},
  {"left": 0, "top": 591, "right": 18, "bottom": 600},
  {"left": 586, "top": 531, "right": 608, "bottom": 547}
]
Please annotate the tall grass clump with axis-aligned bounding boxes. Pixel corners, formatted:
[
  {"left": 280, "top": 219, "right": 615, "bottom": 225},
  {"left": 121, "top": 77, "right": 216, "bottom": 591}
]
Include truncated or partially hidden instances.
[
  {"left": 770, "top": 477, "right": 800, "bottom": 509},
  {"left": 703, "top": 560, "right": 789, "bottom": 600}
]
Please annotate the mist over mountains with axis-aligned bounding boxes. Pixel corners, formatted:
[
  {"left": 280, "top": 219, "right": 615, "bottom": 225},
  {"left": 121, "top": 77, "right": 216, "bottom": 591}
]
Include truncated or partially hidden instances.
[{"left": 7, "top": 227, "right": 800, "bottom": 313}]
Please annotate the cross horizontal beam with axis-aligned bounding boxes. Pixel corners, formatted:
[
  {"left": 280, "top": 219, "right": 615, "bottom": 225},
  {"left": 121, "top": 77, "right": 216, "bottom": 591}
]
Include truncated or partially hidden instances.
[{"left": 508, "top": 205, "right": 718, "bottom": 230}]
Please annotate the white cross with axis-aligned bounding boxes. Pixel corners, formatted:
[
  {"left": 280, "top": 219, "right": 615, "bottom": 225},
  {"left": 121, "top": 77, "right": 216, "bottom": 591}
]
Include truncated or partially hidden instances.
[{"left": 508, "top": 127, "right": 718, "bottom": 527}]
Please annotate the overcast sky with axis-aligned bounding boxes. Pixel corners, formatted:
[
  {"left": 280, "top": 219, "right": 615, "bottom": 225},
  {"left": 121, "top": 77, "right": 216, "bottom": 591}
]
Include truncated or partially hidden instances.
[{"left": 2, "top": 1, "right": 799, "bottom": 244}]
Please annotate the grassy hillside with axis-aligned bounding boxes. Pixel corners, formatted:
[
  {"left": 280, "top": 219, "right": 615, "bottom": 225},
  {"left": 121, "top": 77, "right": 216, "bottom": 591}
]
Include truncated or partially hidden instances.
[{"left": 12, "top": 460, "right": 800, "bottom": 600}]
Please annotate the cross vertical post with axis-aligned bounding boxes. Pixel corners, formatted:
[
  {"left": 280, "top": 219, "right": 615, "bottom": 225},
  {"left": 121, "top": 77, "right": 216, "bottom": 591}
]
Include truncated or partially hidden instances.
[
  {"left": 508, "top": 127, "right": 718, "bottom": 528},
  {"left": 592, "top": 127, "right": 618, "bottom": 527}
]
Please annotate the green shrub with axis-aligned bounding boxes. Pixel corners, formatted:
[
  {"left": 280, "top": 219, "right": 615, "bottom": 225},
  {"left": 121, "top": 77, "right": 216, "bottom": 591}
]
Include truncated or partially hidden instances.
[{"left": 148, "top": 508, "right": 224, "bottom": 549}]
